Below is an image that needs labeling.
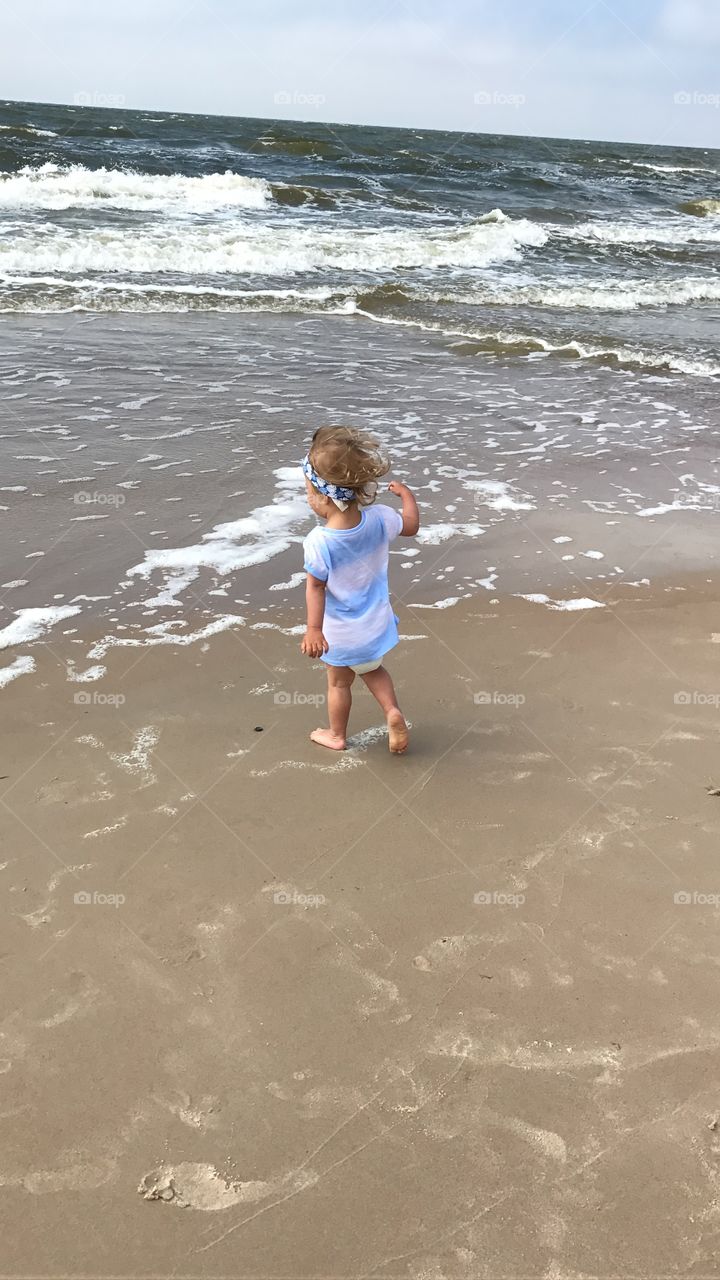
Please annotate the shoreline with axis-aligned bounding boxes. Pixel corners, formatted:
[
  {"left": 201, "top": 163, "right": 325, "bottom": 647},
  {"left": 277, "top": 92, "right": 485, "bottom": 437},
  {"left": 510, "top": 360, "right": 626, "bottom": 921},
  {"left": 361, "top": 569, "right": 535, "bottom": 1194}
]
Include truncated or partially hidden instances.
[{"left": 0, "top": 310, "right": 718, "bottom": 658}]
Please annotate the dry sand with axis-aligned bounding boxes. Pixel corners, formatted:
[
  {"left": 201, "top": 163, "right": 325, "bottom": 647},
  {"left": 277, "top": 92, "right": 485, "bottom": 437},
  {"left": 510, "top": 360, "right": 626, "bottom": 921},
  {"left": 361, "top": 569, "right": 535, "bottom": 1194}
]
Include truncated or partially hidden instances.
[{"left": 2, "top": 577, "right": 720, "bottom": 1276}]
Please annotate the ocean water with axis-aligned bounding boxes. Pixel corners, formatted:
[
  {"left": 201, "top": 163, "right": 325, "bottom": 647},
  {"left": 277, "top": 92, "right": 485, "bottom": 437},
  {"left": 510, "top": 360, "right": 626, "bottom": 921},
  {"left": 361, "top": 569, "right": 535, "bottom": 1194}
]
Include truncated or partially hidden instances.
[
  {"left": 0, "top": 99, "right": 719, "bottom": 375},
  {"left": 0, "top": 101, "right": 718, "bottom": 686}
]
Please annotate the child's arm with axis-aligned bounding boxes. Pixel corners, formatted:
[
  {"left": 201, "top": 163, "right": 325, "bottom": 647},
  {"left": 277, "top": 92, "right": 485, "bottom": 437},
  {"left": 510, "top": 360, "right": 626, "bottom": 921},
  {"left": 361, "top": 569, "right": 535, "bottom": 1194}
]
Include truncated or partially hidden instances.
[
  {"left": 388, "top": 481, "right": 420, "bottom": 536},
  {"left": 301, "top": 574, "right": 329, "bottom": 657}
]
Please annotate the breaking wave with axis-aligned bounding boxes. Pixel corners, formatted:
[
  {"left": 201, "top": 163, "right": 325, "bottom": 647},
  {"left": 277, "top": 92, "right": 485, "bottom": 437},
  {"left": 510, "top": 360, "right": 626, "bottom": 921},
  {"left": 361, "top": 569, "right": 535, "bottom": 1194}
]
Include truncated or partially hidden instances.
[
  {"left": 0, "top": 163, "right": 272, "bottom": 211},
  {"left": 0, "top": 211, "right": 547, "bottom": 275}
]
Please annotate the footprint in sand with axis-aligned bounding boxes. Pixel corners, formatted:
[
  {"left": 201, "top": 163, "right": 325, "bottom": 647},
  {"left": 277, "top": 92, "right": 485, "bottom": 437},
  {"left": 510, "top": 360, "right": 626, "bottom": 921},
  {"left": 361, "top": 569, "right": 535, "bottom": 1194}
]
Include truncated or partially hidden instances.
[{"left": 138, "top": 1162, "right": 316, "bottom": 1210}]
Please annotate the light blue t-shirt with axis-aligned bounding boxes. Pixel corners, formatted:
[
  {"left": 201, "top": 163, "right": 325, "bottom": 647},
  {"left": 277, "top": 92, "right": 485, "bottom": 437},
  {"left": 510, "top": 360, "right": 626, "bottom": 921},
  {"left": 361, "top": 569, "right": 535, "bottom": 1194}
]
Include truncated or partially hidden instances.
[{"left": 303, "top": 503, "right": 404, "bottom": 668}]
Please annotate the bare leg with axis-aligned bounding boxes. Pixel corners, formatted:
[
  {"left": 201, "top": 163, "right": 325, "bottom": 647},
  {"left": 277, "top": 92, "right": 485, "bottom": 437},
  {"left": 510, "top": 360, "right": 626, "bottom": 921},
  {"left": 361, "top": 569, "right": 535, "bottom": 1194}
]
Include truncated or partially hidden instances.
[
  {"left": 361, "top": 665, "right": 409, "bottom": 753},
  {"left": 310, "top": 666, "right": 355, "bottom": 750}
]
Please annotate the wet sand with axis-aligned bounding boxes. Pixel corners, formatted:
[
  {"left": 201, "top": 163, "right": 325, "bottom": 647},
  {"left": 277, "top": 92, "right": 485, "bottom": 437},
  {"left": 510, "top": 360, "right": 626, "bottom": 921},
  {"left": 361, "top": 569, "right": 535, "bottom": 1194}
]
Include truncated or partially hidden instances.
[
  {"left": 1, "top": 312, "right": 718, "bottom": 628},
  {"left": 3, "top": 577, "right": 720, "bottom": 1276}
]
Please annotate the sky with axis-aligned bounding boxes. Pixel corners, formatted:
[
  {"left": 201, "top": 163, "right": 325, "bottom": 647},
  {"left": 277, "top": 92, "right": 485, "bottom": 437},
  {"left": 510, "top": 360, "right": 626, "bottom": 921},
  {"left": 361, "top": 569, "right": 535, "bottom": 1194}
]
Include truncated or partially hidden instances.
[{"left": 1, "top": 0, "right": 719, "bottom": 147}]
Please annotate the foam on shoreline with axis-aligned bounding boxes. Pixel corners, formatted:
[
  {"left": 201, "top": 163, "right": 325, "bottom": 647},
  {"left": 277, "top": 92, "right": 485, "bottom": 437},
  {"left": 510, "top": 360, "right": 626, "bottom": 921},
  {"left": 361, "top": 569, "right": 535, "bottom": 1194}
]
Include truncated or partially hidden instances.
[
  {"left": 0, "top": 606, "right": 81, "bottom": 650},
  {"left": 0, "top": 654, "right": 36, "bottom": 688}
]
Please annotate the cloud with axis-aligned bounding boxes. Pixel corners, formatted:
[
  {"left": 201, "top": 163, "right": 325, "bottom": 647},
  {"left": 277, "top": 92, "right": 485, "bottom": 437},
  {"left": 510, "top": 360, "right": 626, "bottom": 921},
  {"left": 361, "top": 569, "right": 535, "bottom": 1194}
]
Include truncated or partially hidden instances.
[
  {"left": 659, "top": 0, "right": 720, "bottom": 44},
  {"left": 0, "top": 0, "right": 717, "bottom": 146}
]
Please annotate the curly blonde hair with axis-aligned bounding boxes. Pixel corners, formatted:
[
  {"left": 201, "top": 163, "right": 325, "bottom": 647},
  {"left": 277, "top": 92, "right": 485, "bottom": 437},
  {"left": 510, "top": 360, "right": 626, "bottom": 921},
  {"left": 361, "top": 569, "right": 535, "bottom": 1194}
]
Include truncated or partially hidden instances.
[{"left": 308, "top": 425, "right": 389, "bottom": 506}]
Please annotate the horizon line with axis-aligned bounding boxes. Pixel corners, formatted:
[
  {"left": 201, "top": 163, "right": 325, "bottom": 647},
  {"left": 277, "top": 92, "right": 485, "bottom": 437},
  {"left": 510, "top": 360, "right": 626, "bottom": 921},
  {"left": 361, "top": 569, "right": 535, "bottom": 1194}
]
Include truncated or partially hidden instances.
[{"left": 1, "top": 95, "right": 715, "bottom": 155}]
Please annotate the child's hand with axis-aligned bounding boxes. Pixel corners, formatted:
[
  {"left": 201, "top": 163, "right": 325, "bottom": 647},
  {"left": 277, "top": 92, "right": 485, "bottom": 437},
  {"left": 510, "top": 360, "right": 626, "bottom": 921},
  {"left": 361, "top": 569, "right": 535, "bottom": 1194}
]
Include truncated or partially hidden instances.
[
  {"left": 301, "top": 628, "right": 328, "bottom": 658},
  {"left": 387, "top": 479, "right": 420, "bottom": 536}
]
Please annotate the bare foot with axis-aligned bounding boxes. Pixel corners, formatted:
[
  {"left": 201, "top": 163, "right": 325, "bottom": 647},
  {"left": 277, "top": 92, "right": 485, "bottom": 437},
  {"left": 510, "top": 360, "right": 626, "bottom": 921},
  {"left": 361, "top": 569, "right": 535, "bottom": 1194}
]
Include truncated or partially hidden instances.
[
  {"left": 310, "top": 727, "right": 346, "bottom": 751},
  {"left": 387, "top": 708, "right": 409, "bottom": 754}
]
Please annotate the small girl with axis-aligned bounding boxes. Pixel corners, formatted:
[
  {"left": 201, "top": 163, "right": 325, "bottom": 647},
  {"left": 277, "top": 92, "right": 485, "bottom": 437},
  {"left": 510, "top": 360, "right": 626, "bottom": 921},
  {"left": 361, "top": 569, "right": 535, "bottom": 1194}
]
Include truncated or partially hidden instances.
[{"left": 300, "top": 425, "right": 419, "bottom": 753}]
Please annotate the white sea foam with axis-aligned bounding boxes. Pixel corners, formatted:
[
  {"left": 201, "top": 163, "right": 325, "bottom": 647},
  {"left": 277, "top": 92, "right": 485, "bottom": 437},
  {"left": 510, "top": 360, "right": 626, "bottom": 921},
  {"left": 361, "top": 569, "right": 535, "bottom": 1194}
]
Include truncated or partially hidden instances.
[
  {"left": 346, "top": 725, "right": 390, "bottom": 750},
  {"left": 485, "top": 330, "right": 720, "bottom": 379},
  {"left": 6, "top": 270, "right": 719, "bottom": 324},
  {"left": 118, "top": 394, "right": 160, "bottom": 410},
  {"left": 0, "top": 124, "right": 57, "bottom": 138},
  {"left": 0, "top": 275, "right": 338, "bottom": 307},
  {"left": 517, "top": 594, "right": 606, "bottom": 611},
  {"left": 0, "top": 212, "right": 547, "bottom": 277},
  {"left": 347, "top": 721, "right": 413, "bottom": 750},
  {"left": 629, "top": 161, "right": 718, "bottom": 176},
  {"left": 409, "top": 597, "right": 463, "bottom": 609},
  {"left": 66, "top": 664, "right": 106, "bottom": 683},
  {"left": 128, "top": 467, "right": 307, "bottom": 605},
  {"left": 250, "top": 756, "right": 365, "bottom": 776},
  {"left": 464, "top": 275, "right": 720, "bottom": 311},
  {"left": 0, "top": 605, "right": 81, "bottom": 650},
  {"left": 110, "top": 727, "right": 159, "bottom": 788},
  {"left": 250, "top": 622, "right": 305, "bottom": 635},
  {"left": 269, "top": 571, "right": 306, "bottom": 591},
  {"left": 637, "top": 482, "right": 720, "bottom": 516},
  {"left": 359, "top": 310, "right": 720, "bottom": 378},
  {"left": 415, "top": 521, "right": 485, "bottom": 545},
  {"left": 0, "top": 654, "right": 36, "bottom": 688},
  {"left": 89, "top": 615, "right": 244, "bottom": 660},
  {"left": 561, "top": 217, "right": 720, "bottom": 247},
  {"left": 83, "top": 817, "right": 128, "bottom": 840},
  {"left": 637, "top": 500, "right": 695, "bottom": 516},
  {"left": 468, "top": 479, "right": 534, "bottom": 512},
  {"left": 0, "top": 163, "right": 271, "bottom": 211}
]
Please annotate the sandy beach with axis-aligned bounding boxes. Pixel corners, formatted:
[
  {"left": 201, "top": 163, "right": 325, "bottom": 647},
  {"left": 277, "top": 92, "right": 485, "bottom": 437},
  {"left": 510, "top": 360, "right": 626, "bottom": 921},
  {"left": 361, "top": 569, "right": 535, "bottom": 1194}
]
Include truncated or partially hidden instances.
[
  {"left": 1, "top": 93, "right": 719, "bottom": 1277},
  {"left": 3, "top": 573, "right": 720, "bottom": 1276}
]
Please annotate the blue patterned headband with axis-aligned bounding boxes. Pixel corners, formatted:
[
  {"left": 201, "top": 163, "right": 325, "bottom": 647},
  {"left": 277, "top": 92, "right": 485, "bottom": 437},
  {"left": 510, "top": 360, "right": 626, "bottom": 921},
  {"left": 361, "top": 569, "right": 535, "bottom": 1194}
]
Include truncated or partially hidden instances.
[{"left": 302, "top": 455, "right": 356, "bottom": 509}]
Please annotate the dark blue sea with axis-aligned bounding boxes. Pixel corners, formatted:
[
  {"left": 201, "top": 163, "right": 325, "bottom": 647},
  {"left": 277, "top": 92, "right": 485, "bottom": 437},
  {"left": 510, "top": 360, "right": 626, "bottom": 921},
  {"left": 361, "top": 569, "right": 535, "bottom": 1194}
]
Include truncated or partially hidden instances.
[
  {"left": 0, "top": 99, "right": 718, "bottom": 665},
  {"left": 0, "top": 99, "right": 718, "bottom": 375}
]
